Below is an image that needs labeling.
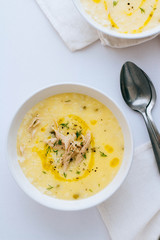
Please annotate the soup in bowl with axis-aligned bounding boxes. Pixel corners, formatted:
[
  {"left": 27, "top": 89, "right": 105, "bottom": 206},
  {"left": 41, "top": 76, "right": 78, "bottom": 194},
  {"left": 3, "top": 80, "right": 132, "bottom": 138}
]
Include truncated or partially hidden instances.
[
  {"left": 73, "top": 0, "right": 160, "bottom": 39},
  {"left": 7, "top": 83, "right": 133, "bottom": 210}
]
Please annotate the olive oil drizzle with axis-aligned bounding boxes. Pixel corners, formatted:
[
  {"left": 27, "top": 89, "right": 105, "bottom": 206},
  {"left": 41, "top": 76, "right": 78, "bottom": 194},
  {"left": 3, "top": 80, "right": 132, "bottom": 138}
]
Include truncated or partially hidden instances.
[
  {"left": 34, "top": 148, "right": 95, "bottom": 182},
  {"left": 108, "top": 13, "right": 119, "bottom": 29}
]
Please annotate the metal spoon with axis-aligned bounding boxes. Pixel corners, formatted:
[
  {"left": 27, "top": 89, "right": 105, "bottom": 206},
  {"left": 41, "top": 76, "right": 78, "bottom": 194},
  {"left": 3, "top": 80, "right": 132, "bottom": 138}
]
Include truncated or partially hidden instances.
[{"left": 120, "top": 61, "right": 160, "bottom": 173}]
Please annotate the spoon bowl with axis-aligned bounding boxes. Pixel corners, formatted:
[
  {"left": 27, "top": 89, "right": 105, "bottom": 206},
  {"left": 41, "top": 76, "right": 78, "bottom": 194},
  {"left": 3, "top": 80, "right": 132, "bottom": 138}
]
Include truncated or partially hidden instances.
[{"left": 120, "top": 62, "right": 152, "bottom": 113}]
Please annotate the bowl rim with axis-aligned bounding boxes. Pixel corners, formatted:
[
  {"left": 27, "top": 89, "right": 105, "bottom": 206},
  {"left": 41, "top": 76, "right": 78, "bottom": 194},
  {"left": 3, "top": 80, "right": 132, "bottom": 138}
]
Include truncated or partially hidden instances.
[
  {"left": 6, "top": 82, "right": 133, "bottom": 211},
  {"left": 73, "top": 0, "right": 160, "bottom": 39}
]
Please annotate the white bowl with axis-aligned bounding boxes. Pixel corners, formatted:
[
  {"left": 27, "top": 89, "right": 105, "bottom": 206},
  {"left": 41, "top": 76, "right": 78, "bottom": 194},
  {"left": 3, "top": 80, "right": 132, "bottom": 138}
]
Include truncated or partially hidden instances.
[
  {"left": 73, "top": 0, "right": 160, "bottom": 40},
  {"left": 7, "top": 83, "right": 133, "bottom": 211}
]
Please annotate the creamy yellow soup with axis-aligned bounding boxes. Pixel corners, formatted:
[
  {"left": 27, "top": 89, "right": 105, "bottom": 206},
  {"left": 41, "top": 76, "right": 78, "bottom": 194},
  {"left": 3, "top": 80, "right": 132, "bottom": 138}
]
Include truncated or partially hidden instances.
[
  {"left": 81, "top": 0, "right": 160, "bottom": 33},
  {"left": 17, "top": 93, "right": 124, "bottom": 200}
]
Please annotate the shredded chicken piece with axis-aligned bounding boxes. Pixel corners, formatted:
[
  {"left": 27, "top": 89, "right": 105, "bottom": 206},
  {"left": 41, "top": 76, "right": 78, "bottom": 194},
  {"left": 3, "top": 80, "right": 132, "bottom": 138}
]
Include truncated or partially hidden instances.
[
  {"left": 28, "top": 115, "right": 40, "bottom": 130},
  {"left": 52, "top": 127, "right": 76, "bottom": 150},
  {"left": 62, "top": 141, "right": 80, "bottom": 171},
  {"left": 53, "top": 128, "right": 66, "bottom": 142},
  {"left": 19, "top": 145, "right": 25, "bottom": 156},
  {"left": 53, "top": 120, "right": 58, "bottom": 129},
  {"left": 62, "top": 151, "right": 76, "bottom": 171},
  {"left": 64, "top": 134, "right": 76, "bottom": 150},
  {"left": 28, "top": 115, "right": 40, "bottom": 138},
  {"left": 45, "top": 127, "right": 91, "bottom": 171},
  {"left": 31, "top": 129, "right": 37, "bottom": 138},
  {"left": 45, "top": 138, "right": 57, "bottom": 148},
  {"left": 75, "top": 132, "right": 91, "bottom": 165}
]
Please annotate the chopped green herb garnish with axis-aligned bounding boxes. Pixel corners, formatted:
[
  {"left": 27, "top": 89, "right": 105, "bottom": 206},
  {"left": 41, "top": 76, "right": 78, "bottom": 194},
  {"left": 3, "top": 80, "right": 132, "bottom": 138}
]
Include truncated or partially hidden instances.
[
  {"left": 60, "top": 122, "right": 69, "bottom": 129},
  {"left": 53, "top": 149, "right": 58, "bottom": 152},
  {"left": 53, "top": 149, "right": 58, "bottom": 155},
  {"left": 65, "top": 100, "right": 71, "bottom": 102},
  {"left": 76, "top": 171, "right": 81, "bottom": 174},
  {"left": 42, "top": 171, "right": 47, "bottom": 174},
  {"left": 140, "top": 7, "right": 145, "bottom": 13},
  {"left": 82, "top": 153, "right": 86, "bottom": 159},
  {"left": 113, "top": 1, "right": 118, "bottom": 6},
  {"left": 98, "top": 184, "right": 100, "bottom": 187},
  {"left": 45, "top": 146, "right": 51, "bottom": 156},
  {"left": 63, "top": 172, "right": 67, "bottom": 178},
  {"left": 100, "top": 151, "right": 107, "bottom": 157},
  {"left": 76, "top": 130, "right": 82, "bottom": 139},
  {"left": 89, "top": 189, "right": 93, "bottom": 192},
  {"left": 58, "top": 139, "right": 62, "bottom": 145},
  {"left": 80, "top": 142, "right": 83, "bottom": 146},
  {"left": 46, "top": 184, "right": 53, "bottom": 190}
]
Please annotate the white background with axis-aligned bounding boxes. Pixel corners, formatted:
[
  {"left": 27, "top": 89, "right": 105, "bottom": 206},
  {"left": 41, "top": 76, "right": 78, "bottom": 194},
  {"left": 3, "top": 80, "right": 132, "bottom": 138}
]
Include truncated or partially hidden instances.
[{"left": 1, "top": 0, "right": 160, "bottom": 239}]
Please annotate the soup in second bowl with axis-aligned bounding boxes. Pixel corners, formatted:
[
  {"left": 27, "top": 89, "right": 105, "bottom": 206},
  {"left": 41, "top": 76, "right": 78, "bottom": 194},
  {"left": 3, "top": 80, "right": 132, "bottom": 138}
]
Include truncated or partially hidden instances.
[
  {"left": 17, "top": 93, "right": 124, "bottom": 200},
  {"left": 81, "top": 0, "right": 160, "bottom": 34}
]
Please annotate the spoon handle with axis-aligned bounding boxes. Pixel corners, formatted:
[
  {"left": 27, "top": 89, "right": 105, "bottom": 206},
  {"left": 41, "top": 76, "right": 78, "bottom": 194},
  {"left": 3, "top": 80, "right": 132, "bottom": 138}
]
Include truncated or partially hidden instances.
[
  {"left": 146, "top": 109, "right": 160, "bottom": 147},
  {"left": 142, "top": 112, "right": 160, "bottom": 173}
]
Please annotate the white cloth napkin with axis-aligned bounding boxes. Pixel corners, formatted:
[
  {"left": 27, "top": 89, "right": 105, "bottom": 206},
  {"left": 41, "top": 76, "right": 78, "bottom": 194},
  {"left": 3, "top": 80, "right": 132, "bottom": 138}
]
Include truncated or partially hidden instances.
[
  {"left": 35, "top": 0, "right": 158, "bottom": 51},
  {"left": 98, "top": 142, "right": 160, "bottom": 240}
]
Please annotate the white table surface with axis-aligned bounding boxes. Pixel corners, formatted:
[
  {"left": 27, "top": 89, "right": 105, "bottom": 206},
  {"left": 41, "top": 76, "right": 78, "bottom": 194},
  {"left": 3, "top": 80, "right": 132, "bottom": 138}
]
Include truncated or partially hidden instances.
[{"left": 1, "top": 0, "right": 160, "bottom": 239}]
